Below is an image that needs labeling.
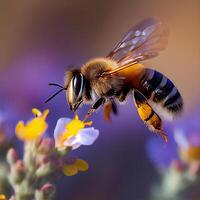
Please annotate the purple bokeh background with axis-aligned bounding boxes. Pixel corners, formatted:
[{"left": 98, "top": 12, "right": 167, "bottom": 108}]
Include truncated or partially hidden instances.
[{"left": 0, "top": 0, "right": 200, "bottom": 199}]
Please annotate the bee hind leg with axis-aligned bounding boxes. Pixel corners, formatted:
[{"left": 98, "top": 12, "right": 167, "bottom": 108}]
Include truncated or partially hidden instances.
[
  {"left": 157, "top": 129, "right": 168, "bottom": 143},
  {"left": 147, "top": 124, "right": 168, "bottom": 143},
  {"left": 133, "top": 90, "right": 168, "bottom": 142}
]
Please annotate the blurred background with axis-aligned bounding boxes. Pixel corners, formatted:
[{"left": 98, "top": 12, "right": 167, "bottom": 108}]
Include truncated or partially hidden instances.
[{"left": 0, "top": 0, "right": 200, "bottom": 199}]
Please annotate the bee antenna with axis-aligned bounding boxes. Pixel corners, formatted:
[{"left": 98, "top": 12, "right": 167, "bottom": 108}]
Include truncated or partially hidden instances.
[
  {"left": 48, "top": 83, "right": 64, "bottom": 89},
  {"left": 45, "top": 88, "right": 65, "bottom": 103}
]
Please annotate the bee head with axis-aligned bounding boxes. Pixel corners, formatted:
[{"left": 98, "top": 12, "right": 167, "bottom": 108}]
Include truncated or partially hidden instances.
[
  {"left": 67, "top": 73, "right": 86, "bottom": 112},
  {"left": 45, "top": 70, "right": 86, "bottom": 112}
]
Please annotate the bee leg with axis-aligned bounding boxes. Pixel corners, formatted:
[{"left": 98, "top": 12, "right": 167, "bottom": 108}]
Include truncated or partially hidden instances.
[
  {"left": 157, "top": 130, "right": 168, "bottom": 143},
  {"left": 84, "top": 97, "right": 106, "bottom": 121},
  {"left": 103, "top": 99, "right": 118, "bottom": 122},
  {"left": 116, "top": 86, "right": 130, "bottom": 102},
  {"left": 133, "top": 90, "right": 168, "bottom": 142},
  {"left": 111, "top": 100, "right": 118, "bottom": 115}
]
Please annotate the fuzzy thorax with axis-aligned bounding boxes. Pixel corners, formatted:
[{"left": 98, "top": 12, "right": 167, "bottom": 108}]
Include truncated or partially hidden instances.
[{"left": 81, "top": 58, "right": 124, "bottom": 97}]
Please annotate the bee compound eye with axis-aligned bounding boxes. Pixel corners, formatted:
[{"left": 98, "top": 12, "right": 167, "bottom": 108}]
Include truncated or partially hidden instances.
[{"left": 73, "top": 74, "right": 85, "bottom": 99}]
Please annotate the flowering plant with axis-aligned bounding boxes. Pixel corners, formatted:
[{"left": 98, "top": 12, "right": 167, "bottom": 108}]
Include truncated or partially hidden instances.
[
  {"left": 4, "top": 108, "right": 99, "bottom": 200},
  {"left": 147, "top": 125, "right": 200, "bottom": 200}
]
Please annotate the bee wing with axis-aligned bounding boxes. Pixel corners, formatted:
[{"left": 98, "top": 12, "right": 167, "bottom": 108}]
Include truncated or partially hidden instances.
[
  {"left": 107, "top": 18, "right": 169, "bottom": 66},
  {"left": 133, "top": 90, "right": 168, "bottom": 142}
]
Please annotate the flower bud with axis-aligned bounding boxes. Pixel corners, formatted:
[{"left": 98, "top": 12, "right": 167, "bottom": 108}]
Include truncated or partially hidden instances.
[
  {"left": 37, "top": 138, "right": 54, "bottom": 154},
  {"left": 35, "top": 162, "right": 53, "bottom": 178},
  {"left": 35, "top": 183, "right": 55, "bottom": 200},
  {"left": 35, "top": 190, "right": 44, "bottom": 200},
  {"left": 36, "top": 154, "right": 49, "bottom": 165},
  {"left": 10, "top": 160, "right": 26, "bottom": 183},
  {"left": 171, "top": 160, "right": 185, "bottom": 172},
  {"left": 7, "top": 148, "right": 18, "bottom": 165},
  {"left": 189, "top": 161, "right": 200, "bottom": 176},
  {"left": 40, "top": 183, "right": 55, "bottom": 197}
]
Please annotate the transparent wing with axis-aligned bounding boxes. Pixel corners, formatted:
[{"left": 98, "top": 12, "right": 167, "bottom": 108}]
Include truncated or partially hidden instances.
[{"left": 107, "top": 18, "right": 169, "bottom": 66}]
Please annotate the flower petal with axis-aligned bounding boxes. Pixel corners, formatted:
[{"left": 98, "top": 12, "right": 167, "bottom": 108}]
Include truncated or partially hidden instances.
[
  {"left": 76, "top": 127, "right": 99, "bottom": 145},
  {"left": 64, "top": 136, "right": 77, "bottom": 146},
  {"left": 32, "top": 108, "right": 42, "bottom": 117},
  {"left": 15, "top": 109, "right": 49, "bottom": 141},
  {"left": 75, "top": 159, "right": 89, "bottom": 171},
  {"left": 15, "top": 121, "right": 25, "bottom": 140},
  {"left": 71, "top": 143, "right": 81, "bottom": 150},
  {"left": 54, "top": 118, "right": 71, "bottom": 140},
  {"left": 174, "top": 129, "right": 189, "bottom": 149},
  {"left": 63, "top": 136, "right": 81, "bottom": 150},
  {"left": 63, "top": 164, "right": 78, "bottom": 176}
]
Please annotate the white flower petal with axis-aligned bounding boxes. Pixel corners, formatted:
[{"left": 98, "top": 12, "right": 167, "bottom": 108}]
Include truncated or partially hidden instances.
[
  {"left": 63, "top": 136, "right": 81, "bottom": 150},
  {"left": 54, "top": 118, "right": 71, "bottom": 140},
  {"left": 76, "top": 127, "right": 99, "bottom": 145},
  {"left": 71, "top": 143, "right": 81, "bottom": 150},
  {"left": 174, "top": 129, "right": 189, "bottom": 149},
  {"left": 64, "top": 136, "right": 77, "bottom": 146}
]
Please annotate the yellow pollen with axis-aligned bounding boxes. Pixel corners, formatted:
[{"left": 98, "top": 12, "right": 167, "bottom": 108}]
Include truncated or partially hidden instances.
[
  {"left": 32, "top": 108, "right": 42, "bottom": 117},
  {"left": 65, "top": 115, "right": 85, "bottom": 137},
  {"left": 56, "top": 115, "right": 92, "bottom": 148}
]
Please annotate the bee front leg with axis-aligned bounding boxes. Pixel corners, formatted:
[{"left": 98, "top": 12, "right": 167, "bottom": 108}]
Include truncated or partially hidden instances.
[{"left": 84, "top": 97, "right": 106, "bottom": 121}]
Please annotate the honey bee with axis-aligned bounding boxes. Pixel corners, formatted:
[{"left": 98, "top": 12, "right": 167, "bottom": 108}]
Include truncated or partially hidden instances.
[{"left": 46, "top": 18, "right": 183, "bottom": 142}]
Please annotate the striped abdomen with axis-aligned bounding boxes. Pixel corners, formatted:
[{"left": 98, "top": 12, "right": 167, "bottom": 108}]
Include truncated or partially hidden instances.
[{"left": 138, "top": 68, "right": 183, "bottom": 117}]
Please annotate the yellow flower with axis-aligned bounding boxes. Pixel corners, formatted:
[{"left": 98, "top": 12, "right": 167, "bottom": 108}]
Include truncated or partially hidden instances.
[
  {"left": 15, "top": 108, "right": 49, "bottom": 141},
  {"left": 179, "top": 146, "right": 200, "bottom": 163},
  {"left": 63, "top": 158, "right": 89, "bottom": 176},
  {"left": 174, "top": 129, "right": 200, "bottom": 165},
  {"left": 54, "top": 115, "right": 99, "bottom": 150},
  {"left": 0, "top": 194, "right": 6, "bottom": 200}
]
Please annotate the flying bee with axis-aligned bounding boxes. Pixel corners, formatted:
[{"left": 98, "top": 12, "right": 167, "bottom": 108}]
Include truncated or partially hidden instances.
[{"left": 46, "top": 18, "right": 183, "bottom": 142}]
